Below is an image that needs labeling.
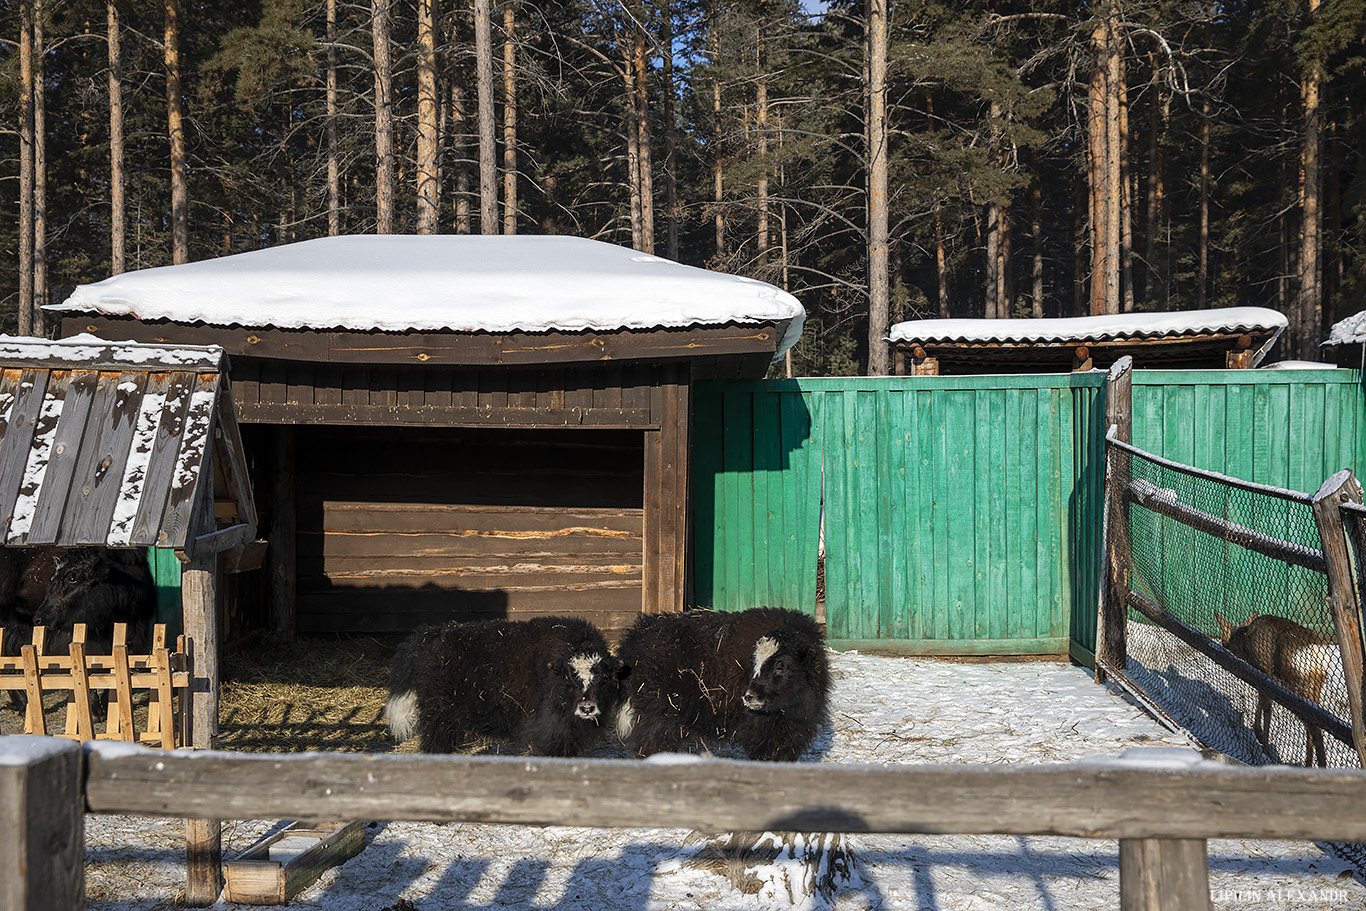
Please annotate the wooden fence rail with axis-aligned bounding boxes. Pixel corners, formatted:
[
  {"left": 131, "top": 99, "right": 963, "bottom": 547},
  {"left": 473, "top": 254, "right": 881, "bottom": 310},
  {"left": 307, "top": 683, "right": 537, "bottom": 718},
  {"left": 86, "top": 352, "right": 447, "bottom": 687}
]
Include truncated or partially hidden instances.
[{"left": 4, "top": 737, "right": 1366, "bottom": 911}]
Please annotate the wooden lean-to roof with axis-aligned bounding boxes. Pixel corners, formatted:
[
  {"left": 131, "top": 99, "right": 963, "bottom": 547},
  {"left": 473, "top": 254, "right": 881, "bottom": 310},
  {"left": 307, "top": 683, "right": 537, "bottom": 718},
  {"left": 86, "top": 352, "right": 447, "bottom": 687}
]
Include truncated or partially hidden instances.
[{"left": 0, "top": 335, "right": 256, "bottom": 558}]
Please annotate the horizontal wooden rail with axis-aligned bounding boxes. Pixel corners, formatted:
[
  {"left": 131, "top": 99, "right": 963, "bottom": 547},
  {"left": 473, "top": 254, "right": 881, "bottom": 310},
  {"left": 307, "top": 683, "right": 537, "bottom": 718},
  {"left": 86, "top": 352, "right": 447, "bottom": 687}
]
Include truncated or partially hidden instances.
[
  {"left": 82, "top": 741, "right": 1366, "bottom": 842},
  {"left": 1126, "top": 478, "right": 1326, "bottom": 574}
]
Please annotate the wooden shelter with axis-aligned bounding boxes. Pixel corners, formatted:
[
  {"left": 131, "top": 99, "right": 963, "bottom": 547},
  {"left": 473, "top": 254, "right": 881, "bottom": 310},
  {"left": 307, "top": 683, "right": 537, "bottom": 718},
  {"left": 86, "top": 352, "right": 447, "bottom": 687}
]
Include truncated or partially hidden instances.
[
  {"left": 889, "top": 307, "right": 1289, "bottom": 375},
  {"left": 0, "top": 333, "right": 257, "bottom": 749},
  {"left": 52, "top": 235, "right": 803, "bottom": 640}
]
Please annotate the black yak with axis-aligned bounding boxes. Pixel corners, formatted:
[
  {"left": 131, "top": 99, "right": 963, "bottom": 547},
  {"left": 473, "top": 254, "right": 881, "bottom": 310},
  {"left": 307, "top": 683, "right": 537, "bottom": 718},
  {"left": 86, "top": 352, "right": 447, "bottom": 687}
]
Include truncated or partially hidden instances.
[
  {"left": 616, "top": 607, "right": 829, "bottom": 762},
  {"left": 386, "top": 616, "right": 630, "bottom": 757},
  {"left": 29, "top": 547, "right": 156, "bottom": 657}
]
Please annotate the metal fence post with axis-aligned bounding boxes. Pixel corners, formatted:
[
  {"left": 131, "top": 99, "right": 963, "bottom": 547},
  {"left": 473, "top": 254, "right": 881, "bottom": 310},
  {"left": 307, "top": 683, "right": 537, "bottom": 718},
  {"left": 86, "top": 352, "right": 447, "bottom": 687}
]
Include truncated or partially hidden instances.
[
  {"left": 1310, "top": 469, "right": 1366, "bottom": 768},
  {"left": 0, "top": 736, "right": 85, "bottom": 911}
]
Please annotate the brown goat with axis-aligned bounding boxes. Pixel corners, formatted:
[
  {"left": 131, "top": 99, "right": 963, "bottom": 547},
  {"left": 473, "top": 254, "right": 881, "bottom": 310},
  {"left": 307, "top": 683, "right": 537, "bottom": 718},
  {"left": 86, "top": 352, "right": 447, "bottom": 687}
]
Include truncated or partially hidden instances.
[{"left": 1214, "top": 611, "right": 1335, "bottom": 767}]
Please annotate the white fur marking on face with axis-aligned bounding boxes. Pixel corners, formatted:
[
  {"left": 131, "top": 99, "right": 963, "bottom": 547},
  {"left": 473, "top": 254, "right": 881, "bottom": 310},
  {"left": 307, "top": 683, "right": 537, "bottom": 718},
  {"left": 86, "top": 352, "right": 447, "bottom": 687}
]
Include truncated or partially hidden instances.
[
  {"left": 570, "top": 654, "right": 598, "bottom": 691},
  {"left": 752, "top": 637, "right": 779, "bottom": 679}
]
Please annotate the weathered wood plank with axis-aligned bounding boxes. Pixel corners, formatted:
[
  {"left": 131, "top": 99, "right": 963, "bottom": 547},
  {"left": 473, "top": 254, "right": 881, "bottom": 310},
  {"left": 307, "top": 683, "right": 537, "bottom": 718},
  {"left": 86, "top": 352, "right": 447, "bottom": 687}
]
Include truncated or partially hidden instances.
[
  {"left": 80, "top": 746, "right": 1366, "bottom": 842},
  {"left": 0, "top": 738, "right": 85, "bottom": 911},
  {"left": 69, "top": 372, "right": 149, "bottom": 544},
  {"left": 128, "top": 372, "right": 196, "bottom": 548},
  {"left": 158, "top": 375, "right": 219, "bottom": 550},
  {"left": 1310, "top": 471, "right": 1366, "bottom": 767},
  {"left": 0, "top": 369, "right": 51, "bottom": 542}
]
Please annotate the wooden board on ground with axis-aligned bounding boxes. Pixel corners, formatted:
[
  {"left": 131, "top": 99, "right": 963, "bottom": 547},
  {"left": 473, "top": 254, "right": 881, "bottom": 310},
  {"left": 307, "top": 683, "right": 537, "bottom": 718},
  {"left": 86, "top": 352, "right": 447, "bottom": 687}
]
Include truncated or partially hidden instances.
[{"left": 222, "top": 820, "right": 366, "bottom": 904}]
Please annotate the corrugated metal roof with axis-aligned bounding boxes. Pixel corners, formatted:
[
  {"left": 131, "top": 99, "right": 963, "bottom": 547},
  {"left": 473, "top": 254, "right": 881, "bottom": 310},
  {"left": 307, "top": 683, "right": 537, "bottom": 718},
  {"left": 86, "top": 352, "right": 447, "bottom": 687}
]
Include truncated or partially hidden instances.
[
  {"left": 888, "top": 307, "right": 1287, "bottom": 346},
  {"left": 0, "top": 335, "right": 256, "bottom": 553}
]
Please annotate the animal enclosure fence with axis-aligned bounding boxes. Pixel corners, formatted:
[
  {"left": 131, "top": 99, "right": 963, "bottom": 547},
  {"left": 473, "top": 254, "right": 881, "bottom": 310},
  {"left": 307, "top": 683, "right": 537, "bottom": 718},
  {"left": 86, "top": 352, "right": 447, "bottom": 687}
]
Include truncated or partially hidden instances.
[
  {"left": 6, "top": 736, "right": 1366, "bottom": 911},
  {"left": 0, "top": 622, "right": 190, "bottom": 748}
]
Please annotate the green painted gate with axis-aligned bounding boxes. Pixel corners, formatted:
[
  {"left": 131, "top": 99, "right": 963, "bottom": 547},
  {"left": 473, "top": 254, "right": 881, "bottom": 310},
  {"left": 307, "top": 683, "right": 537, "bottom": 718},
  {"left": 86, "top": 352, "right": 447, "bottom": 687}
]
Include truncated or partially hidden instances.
[
  {"left": 692, "top": 374, "right": 1107, "bottom": 657},
  {"left": 693, "top": 368, "right": 1366, "bottom": 660}
]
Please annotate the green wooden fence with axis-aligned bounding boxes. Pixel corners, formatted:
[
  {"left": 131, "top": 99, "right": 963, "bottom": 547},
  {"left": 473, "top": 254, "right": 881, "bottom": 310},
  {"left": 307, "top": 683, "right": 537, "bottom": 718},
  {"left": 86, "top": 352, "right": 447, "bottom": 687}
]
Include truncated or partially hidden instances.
[{"left": 693, "top": 368, "right": 1366, "bottom": 661}]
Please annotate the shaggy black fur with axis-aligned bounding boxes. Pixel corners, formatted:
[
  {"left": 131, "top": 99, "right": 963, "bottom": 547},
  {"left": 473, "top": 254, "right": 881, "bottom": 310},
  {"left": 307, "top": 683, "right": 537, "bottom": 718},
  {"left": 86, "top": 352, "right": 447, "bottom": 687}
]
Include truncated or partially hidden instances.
[
  {"left": 616, "top": 607, "right": 829, "bottom": 762},
  {"left": 2, "top": 547, "right": 155, "bottom": 656},
  {"left": 386, "top": 616, "right": 630, "bottom": 757},
  {"left": 28, "top": 547, "right": 156, "bottom": 657}
]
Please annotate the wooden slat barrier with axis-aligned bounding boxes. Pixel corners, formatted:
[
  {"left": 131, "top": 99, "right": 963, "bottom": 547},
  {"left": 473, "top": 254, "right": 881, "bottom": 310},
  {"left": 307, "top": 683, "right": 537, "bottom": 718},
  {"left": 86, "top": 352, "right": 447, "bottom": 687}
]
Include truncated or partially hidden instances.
[
  {"left": 0, "top": 623, "right": 191, "bottom": 749},
  {"left": 3, "top": 740, "right": 1365, "bottom": 910}
]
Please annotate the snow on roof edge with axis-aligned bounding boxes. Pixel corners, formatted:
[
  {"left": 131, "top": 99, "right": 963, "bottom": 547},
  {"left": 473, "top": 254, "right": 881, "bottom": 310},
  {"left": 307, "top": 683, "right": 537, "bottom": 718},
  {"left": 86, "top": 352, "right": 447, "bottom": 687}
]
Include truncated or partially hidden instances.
[
  {"left": 887, "top": 307, "right": 1288, "bottom": 346},
  {"left": 0, "top": 333, "right": 226, "bottom": 369}
]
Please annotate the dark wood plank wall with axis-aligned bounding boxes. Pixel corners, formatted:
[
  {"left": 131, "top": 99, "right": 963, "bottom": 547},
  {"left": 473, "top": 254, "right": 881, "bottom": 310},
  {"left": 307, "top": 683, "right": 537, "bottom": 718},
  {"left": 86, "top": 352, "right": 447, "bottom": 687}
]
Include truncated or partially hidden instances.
[
  {"left": 291, "top": 426, "right": 646, "bottom": 636},
  {"left": 231, "top": 360, "right": 661, "bottom": 428}
]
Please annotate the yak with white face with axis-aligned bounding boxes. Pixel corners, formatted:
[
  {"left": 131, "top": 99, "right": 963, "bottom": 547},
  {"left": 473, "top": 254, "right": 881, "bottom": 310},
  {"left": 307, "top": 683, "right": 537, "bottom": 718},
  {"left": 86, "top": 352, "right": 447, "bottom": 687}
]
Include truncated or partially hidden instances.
[
  {"left": 386, "top": 616, "right": 629, "bottom": 757},
  {"left": 616, "top": 607, "right": 829, "bottom": 762}
]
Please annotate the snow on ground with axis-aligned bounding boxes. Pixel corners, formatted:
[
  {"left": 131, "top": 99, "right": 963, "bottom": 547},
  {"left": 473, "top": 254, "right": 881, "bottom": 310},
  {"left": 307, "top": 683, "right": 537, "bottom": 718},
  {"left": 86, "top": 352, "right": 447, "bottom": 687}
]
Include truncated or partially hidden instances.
[{"left": 83, "top": 653, "right": 1362, "bottom": 911}]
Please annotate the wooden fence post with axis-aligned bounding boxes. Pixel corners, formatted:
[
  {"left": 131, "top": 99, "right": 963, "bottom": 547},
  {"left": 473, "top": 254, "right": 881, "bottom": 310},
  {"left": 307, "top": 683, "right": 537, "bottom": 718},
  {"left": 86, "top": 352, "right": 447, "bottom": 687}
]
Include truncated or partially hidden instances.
[
  {"left": 0, "top": 737, "right": 85, "bottom": 911},
  {"left": 183, "top": 546, "right": 223, "bottom": 905},
  {"left": 1310, "top": 469, "right": 1366, "bottom": 767},
  {"left": 1097, "top": 356, "right": 1134, "bottom": 683},
  {"left": 1118, "top": 837, "right": 1211, "bottom": 911}
]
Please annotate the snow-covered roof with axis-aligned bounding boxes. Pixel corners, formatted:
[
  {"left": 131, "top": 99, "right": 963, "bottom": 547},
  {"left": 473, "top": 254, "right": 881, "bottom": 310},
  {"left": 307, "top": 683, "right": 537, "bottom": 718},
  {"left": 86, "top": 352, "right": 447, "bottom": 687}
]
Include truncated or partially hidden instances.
[
  {"left": 1325, "top": 311, "right": 1366, "bottom": 346},
  {"left": 888, "top": 307, "right": 1287, "bottom": 345},
  {"left": 50, "top": 235, "right": 806, "bottom": 358},
  {"left": 0, "top": 334, "right": 255, "bottom": 552}
]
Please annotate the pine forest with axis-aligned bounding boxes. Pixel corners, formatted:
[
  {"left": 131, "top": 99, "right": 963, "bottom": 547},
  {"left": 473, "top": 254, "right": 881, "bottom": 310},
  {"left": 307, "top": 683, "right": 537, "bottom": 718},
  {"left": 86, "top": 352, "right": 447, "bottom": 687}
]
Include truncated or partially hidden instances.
[{"left": 1, "top": 0, "right": 1363, "bottom": 375}]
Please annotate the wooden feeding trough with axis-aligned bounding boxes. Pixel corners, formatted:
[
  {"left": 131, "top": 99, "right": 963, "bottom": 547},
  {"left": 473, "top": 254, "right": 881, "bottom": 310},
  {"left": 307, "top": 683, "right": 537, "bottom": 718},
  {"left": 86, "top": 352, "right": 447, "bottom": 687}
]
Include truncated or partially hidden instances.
[
  {"left": 223, "top": 820, "right": 366, "bottom": 904},
  {"left": 889, "top": 307, "right": 1289, "bottom": 375},
  {"left": 50, "top": 235, "right": 804, "bottom": 641}
]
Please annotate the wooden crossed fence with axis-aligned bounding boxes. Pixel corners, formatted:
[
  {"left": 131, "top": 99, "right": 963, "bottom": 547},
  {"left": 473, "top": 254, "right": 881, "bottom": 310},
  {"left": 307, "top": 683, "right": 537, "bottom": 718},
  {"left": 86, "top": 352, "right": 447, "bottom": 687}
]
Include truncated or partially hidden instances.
[{"left": 0, "top": 623, "right": 191, "bottom": 749}]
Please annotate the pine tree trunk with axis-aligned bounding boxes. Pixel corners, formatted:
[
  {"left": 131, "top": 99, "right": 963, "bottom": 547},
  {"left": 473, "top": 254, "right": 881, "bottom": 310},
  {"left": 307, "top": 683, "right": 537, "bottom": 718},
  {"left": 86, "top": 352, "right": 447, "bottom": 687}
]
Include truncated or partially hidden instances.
[
  {"left": 372, "top": 0, "right": 395, "bottom": 234},
  {"left": 935, "top": 207, "right": 949, "bottom": 318},
  {"left": 1198, "top": 96, "right": 1210, "bottom": 308},
  {"left": 756, "top": 12, "right": 769, "bottom": 268},
  {"left": 1298, "top": 0, "right": 1324, "bottom": 359},
  {"left": 327, "top": 0, "right": 339, "bottom": 235},
  {"left": 18, "top": 0, "right": 34, "bottom": 335},
  {"left": 622, "top": 35, "right": 643, "bottom": 250},
  {"left": 1119, "top": 63, "right": 1133, "bottom": 313},
  {"left": 1031, "top": 160, "right": 1044, "bottom": 319},
  {"left": 662, "top": 7, "right": 678, "bottom": 260},
  {"left": 1143, "top": 57, "right": 1164, "bottom": 306},
  {"left": 165, "top": 0, "right": 188, "bottom": 263},
  {"left": 711, "top": 25, "right": 724, "bottom": 260},
  {"left": 474, "top": 0, "right": 498, "bottom": 233},
  {"left": 1087, "top": 18, "right": 1108, "bottom": 315},
  {"left": 108, "top": 0, "right": 126, "bottom": 273},
  {"left": 452, "top": 83, "right": 471, "bottom": 234},
  {"left": 416, "top": 0, "right": 440, "bottom": 234},
  {"left": 985, "top": 201, "right": 1000, "bottom": 319},
  {"left": 502, "top": 0, "right": 517, "bottom": 234},
  {"left": 1104, "top": 8, "right": 1123, "bottom": 316},
  {"left": 633, "top": 3, "right": 654, "bottom": 254},
  {"left": 866, "top": 0, "right": 890, "bottom": 375},
  {"left": 32, "top": 0, "right": 46, "bottom": 334}
]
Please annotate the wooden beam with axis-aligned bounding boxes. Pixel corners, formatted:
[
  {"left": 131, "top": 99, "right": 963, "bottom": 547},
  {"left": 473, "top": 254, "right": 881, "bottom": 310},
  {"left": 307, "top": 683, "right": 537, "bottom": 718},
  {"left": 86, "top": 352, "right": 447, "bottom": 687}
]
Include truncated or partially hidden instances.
[
  {"left": 62, "top": 316, "right": 787, "bottom": 367},
  {"left": 269, "top": 426, "right": 296, "bottom": 639},
  {"left": 81, "top": 745, "right": 1366, "bottom": 842},
  {"left": 1097, "top": 357, "right": 1134, "bottom": 683},
  {"left": 179, "top": 523, "right": 255, "bottom": 562},
  {"left": 235, "top": 402, "right": 656, "bottom": 428},
  {"left": 0, "top": 738, "right": 85, "bottom": 911}
]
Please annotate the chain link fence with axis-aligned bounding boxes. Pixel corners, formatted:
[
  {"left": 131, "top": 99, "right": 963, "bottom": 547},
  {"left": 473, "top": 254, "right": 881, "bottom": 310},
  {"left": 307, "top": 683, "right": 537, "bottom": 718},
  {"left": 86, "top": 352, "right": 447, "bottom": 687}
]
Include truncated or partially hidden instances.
[{"left": 1101, "top": 437, "right": 1366, "bottom": 868}]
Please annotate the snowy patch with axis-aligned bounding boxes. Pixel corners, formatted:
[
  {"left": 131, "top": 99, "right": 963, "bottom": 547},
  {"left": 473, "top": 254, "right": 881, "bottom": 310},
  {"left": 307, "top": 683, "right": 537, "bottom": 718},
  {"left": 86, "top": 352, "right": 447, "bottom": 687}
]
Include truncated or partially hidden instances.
[{"left": 889, "top": 307, "right": 1286, "bottom": 346}]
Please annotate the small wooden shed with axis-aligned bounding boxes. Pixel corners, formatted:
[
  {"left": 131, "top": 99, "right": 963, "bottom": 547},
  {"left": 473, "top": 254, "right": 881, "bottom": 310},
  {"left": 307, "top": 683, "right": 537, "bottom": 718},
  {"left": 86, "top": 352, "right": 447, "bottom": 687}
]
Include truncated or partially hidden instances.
[
  {"left": 0, "top": 333, "right": 257, "bottom": 749},
  {"left": 889, "top": 307, "right": 1289, "bottom": 375},
  {"left": 50, "top": 235, "right": 804, "bottom": 640}
]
